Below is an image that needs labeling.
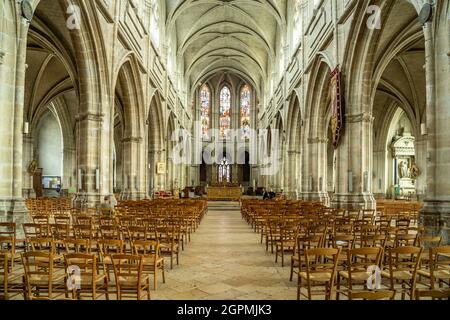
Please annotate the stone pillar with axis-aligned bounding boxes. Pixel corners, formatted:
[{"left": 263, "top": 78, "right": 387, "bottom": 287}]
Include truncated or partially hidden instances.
[
  {"left": 74, "top": 112, "right": 113, "bottom": 209},
  {"left": 299, "top": 137, "right": 329, "bottom": 205},
  {"left": 0, "top": 4, "right": 28, "bottom": 230},
  {"left": 63, "top": 147, "right": 76, "bottom": 191},
  {"left": 420, "top": 15, "right": 450, "bottom": 244},
  {"left": 285, "top": 150, "right": 298, "bottom": 199},
  {"left": 22, "top": 135, "right": 35, "bottom": 199},
  {"left": 372, "top": 149, "right": 386, "bottom": 198},
  {"left": 331, "top": 113, "right": 376, "bottom": 210},
  {"left": 121, "top": 137, "right": 145, "bottom": 200},
  {"left": 414, "top": 137, "right": 427, "bottom": 200}
]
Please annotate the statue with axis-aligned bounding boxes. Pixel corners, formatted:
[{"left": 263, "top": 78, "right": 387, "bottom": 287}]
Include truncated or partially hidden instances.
[
  {"left": 398, "top": 161, "right": 409, "bottom": 179},
  {"left": 410, "top": 163, "right": 421, "bottom": 179}
]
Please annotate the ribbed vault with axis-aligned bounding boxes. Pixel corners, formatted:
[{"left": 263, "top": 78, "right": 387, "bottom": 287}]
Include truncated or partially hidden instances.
[{"left": 166, "top": 0, "right": 286, "bottom": 92}]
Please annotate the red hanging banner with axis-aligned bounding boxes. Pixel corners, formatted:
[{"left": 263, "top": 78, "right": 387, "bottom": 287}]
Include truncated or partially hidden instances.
[{"left": 330, "top": 67, "right": 344, "bottom": 149}]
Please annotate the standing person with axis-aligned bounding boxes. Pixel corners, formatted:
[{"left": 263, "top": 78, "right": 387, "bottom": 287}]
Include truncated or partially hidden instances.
[
  {"left": 263, "top": 188, "right": 270, "bottom": 200},
  {"left": 99, "top": 195, "right": 117, "bottom": 213}
]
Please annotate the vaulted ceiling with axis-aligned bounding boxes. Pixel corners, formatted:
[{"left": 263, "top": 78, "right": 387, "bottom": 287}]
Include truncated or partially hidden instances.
[{"left": 166, "top": 0, "right": 287, "bottom": 92}]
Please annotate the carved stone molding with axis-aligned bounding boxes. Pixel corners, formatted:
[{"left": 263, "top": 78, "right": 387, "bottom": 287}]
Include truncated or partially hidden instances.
[
  {"left": 75, "top": 112, "right": 105, "bottom": 122},
  {"left": 307, "top": 137, "right": 328, "bottom": 144},
  {"left": 346, "top": 112, "right": 374, "bottom": 124},
  {"left": 122, "top": 137, "right": 143, "bottom": 143}
]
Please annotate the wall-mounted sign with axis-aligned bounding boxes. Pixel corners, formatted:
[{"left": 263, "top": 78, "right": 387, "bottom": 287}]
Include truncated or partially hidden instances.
[
  {"left": 156, "top": 162, "right": 166, "bottom": 174},
  {"left": 330, "top": 67, "right": 345, "bottom": 149}
]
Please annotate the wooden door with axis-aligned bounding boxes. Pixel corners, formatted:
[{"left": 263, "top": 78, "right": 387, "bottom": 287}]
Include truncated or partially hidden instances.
[{"left": 33, "top": 168, "right": 43, "bottom": 198}]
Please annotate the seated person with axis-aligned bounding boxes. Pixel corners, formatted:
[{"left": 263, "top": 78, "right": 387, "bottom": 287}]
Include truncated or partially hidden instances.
[{"left": 263, "top": 188, "right": 270, "bottom": 200}]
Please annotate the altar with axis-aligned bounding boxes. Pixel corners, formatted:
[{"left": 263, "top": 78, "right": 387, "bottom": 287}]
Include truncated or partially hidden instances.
[{"left": 207, "top": 186, "right": 242, "bottom": 201}]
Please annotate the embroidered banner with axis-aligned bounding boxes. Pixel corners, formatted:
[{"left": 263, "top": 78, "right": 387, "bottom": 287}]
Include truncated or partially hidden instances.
[{"left": 330, "top": 67, "right": 344, "bottom": 148}]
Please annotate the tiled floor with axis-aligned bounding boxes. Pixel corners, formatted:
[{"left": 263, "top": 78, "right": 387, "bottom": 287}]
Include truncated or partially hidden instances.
[{"left": 152, "top": 202, "right": 298, "bottom": 300}]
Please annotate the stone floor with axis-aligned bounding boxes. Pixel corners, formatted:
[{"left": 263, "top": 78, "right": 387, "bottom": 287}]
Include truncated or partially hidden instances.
[{"left": 152, "top": 202, "right": 298, "bottom": 300}]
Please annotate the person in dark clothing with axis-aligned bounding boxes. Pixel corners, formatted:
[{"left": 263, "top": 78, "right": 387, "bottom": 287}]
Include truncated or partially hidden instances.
[{"left": 263, "top": 188, "right": 270, "bottom": 200}]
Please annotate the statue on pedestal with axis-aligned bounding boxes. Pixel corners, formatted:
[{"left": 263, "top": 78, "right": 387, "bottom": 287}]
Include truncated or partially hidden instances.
[{"left": 398, "top": 161, "right": 409, "bottom": 178}]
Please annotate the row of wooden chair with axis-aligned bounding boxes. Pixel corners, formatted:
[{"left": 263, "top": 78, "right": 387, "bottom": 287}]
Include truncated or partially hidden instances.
[
  {"left": 1, "top": 199, "right": 207, "bottom": 300},
  {"left": 241, "top": 200, "right": 449, "bottom": 300}
]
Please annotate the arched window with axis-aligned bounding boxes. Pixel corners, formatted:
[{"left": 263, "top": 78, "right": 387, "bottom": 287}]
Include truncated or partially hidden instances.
[
  {"left": 240, "top": 85, "right": 251, "bottom": 140},
  {"left": 200, "top": 84, "right": 210, "bottom": 140},
  {"left": 218, "top": 157, "right": 231, "bottom": 183},
  {"left": 219, "top": 86, "right": 231, "bottom": 140}
]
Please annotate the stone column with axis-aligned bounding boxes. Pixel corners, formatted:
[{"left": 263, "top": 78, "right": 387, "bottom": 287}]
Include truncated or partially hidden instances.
[
  {"left": 63, "top": 147, "right": 76, "bottom": 191},
  {"left": 299, "top": 137, "right": 330, "bottom": 205},
  {"left": 285, "top": 150, "right": 298, "bottom": 199},
  {"left": 74, "top": 112, "right": 113, "bottom": 209},
  {"left": 22, "top": 135, "right": 35, "bottom": 198},
  {"left": 414, "top": 137, "right": 427, "bottom": 200},
  {"left": 372, "top": 148, "right": 386, "bottom": 198},
  {"left": 0, "top": 5, "right": 28, "bottom": 230},
  {"left": 121, "top": 137, "right": 145, "bottom": 200},
  {"left": 331, "top": 113, "right": 376, "bottom": 210},
  {"left": 420, "top": 15, "right": 450, "bottom": 243}
]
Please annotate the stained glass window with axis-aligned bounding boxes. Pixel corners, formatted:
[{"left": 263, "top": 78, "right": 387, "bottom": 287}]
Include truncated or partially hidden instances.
[
  {"left": 240, "top": 85, "right": 251, "bottom": 140},
  {"left": 219, "top": 86, "right": 231, "bottom": 140},
  {"left": 218, "top": 157, "right": 231, "bottom": 183},
  {"left": 200, "top": 85, "right": 210, "bottom": 140}
]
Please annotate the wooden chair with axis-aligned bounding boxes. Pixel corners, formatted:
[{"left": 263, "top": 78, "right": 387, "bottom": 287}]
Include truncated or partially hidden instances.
[
  {"left": 266, "top": 219, "right": 282, "bottom": 253},
  {"left": 349, "top": 290, "right": 395, "bottom": 300},
  {"left": 156, "top": 226, "right": 179, "bottom": 269},
  {"left": 99, "top": 225, "right": 122, "bottom": 240},
  {"left": 21, "top": 251, "right": 65, "bottom": 300},
  {"left": 64, "top": 253, "right": 109, "bottom": 300},
  {"left": 275, "top": 224, "right": 298, "bottom": 267},
  {"left": 290, "top": 234, "right": 322, "bottom": 281},
  {"left": 0, "top": 223, "right": 20, "bottom": 268},
  {"left": 331, "top": 234, "right": 355, "bottom": 269},
  {"left": 0, "top": 252, "right": 23, "bottom": 300},
  {"left": 417, "top": 236, "right": 442, "bottom": 268},
  {"left": 337, "top": 247, "right": 384, "bottom": 300},
  {"left": 297, "top": 248, "right": 341, "bottom": 300},
  {"left": 381, "top": 246, "right": 423, "bottom": 300},
  {"left": 132, "top": 240, "right": 166, "bottom": 289},
  {"left": 64, "top": 238, "right": 91, "bottom": 254},
  {"left": 111, "top": 254, "right": 151, "bottom": 300},
  {"left": 415, "top": 288, "right": 450, "bottom": 300},
  {"left": 97, "top": 239, "right": 124, "bottom": 281},
  {"left": 417, "top": 245, "right": 450, "bottom": 290}
]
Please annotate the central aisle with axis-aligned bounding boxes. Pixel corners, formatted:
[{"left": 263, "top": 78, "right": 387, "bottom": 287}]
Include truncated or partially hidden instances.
[{"left": 153, "top": 202, "right": 297, "bottom": 300}]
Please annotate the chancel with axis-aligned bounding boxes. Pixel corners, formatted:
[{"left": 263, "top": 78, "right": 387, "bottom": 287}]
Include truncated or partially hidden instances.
[{"left": 0, "top": 0, "right": 449, "bottom": 302}]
